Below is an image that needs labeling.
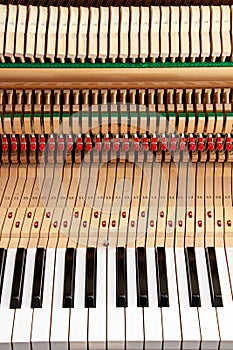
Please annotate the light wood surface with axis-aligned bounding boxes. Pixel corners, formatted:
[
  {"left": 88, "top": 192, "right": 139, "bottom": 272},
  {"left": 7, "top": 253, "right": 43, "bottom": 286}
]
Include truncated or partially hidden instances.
[
  {"left": 0, "top": 161, "right": 232, "bottom": 249},
  {"left": 1, "top": 68, "right": 233, "bottom": 89}
]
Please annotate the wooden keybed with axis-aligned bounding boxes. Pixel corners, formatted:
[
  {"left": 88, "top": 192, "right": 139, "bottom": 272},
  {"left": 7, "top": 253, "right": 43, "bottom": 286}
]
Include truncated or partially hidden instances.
[{"left": 0, "top": 160, "right": 232, "bottom": 250}]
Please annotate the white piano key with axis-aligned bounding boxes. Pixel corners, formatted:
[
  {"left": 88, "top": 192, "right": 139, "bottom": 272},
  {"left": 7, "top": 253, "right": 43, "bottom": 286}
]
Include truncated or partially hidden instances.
[
  {"left": 15, "top": 5, "right": 27, "bottom": 62},
  {"left": 119, "top": 7, "right": 129, "bottom": 62},
  {"left": 200, "top": 6, "right": 210, "bottom": 61},
  {"left": 170, "top": 6, "right": 179, "bottom": 61},
  {"left": 88, "top": 248, "right": 106, "bottom": 350},
  {"left": 175, "top": 248, "right": 201, "bottom": 350},
  {"left": 211, "top": 6, "right": 221, "bottom": 61},
  {"left": 160, "top": 7, "right": 170, "bottom": 61},
  {"left": 225, "top": 247, "right": 233, "bottom": 292},
  {"left": 88, "top": 7, "right": 99, "bottom": 63},
  {"left": 5, "top": 4, "right": 17, "bottom": 62},
  {"left": 57, "top": 6, "right": 68, "bottom": 63},
  {"left": 140, "top": 7, "right": 149, "bottom": 62},
  {"left": 231, "top": 5, "right": 233, "bottom": 61},
  {"left": 221, "top": 6, "right": 231, "bottom": 60},
  {"left": 46, "top": 6, "right": 58, "bottom": 63},
  {"left": 180, "top": 7, "right": 190, "bottom": 61},
  {"left": 12, "top": 248, "right": 36, "bottom": 350},
  {"left": 0, "top": 5, "right": 7, "bottom": 63},
  {"left": 50, "top": 248, "right": 69, "bottom": 350},
  {"left": 77, "top": 7, "right": 89, "bottom": 63},
  {"left": 144, "top": 248, "right": 162, "bottom": 350},
  {"left": 190, "top": 6, "right": 200, "bottom": 60},
  {"left": 125, "top": 248, "right": 143, "bottom": 350},
  {"left": 0, "top": 249, "right": 16, "bottom": 350},
  {"left": 107, "top": 248, "right": 124, "bottom": 350},
  {"left": 109, "top": 6, "right": 119, "bottom": 63},
  {"left": 25, "top": 6, "right": 38, "bottom": 62},
  {"left": 150, "top": 6, "right": 160, "bottom": 61},
  {"left": 69, "top": 248, "right": 88, "bottom": 350},
  {"left": 67, "top": 7, "right": 78, "bottom": 62},
  {"left": 99, "top": 7, "right": 109, "bottom": 63},
  {"left": 162, "top": 248, "right": 181, "bottom": 350},
  {"left": 216, "top": 248, "right": 233, "bottom": 350},
  {"left": 195, "top": 248, "right": 219, "bottom": 350},
  {"left": 31, "top": 248, "right": 56, "bottom": 350},
  {"left": 130, "top": 7, "right": 139, "bottom": 62},
  {"left": 36, "top": 6, "right": 48, "bottom": 63}
]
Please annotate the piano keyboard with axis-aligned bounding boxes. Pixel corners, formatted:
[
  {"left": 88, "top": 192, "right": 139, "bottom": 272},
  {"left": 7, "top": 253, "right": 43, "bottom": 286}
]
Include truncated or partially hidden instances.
[
  {"left": 0, "top": 246, "right": 232, "bottom": 350},
  {"left": 0, "top": 0, "right": 233, "bottom": 347},
  {"left": 1, "top": 4, "right": 233, "bottom": 65}
]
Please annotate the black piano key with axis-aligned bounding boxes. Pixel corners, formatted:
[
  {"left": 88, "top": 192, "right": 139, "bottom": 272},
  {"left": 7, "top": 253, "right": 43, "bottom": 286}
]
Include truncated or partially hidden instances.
[
  {"left": 116, "top": 247, "right": 127, "bottom": 307},
  {"left": 63, "top": 248, "right": 76, "bottom": 308},
  {"left": 0, "top": 248, "right": 6, "bottom": 303},
  {"left": 10, "top": 248, "right": 27, "bottom": 309},
  {"left": 31, "top": 248, "right": 46, "bottom": 308},
  {"left": 85, "top": 247, "right": 97, "bottom": 308},
  {"left": 205, "top": 247, "right": 223, "bottom": 307},
  {"left": 136, "top": 247, "right": 148, "bottom": 307},
  {"left": 155, "top": 247, "right": 169, "bottom": 307},
  {"left": 185, "top": 247, "right": 201, "bottom": 307}
]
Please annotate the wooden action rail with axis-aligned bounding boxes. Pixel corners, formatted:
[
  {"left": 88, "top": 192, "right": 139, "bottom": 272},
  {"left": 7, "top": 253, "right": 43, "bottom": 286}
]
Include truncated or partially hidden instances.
[
  {"left": 1, "top": 68, "right": 233, "bottom": 89},
  {"left": 0, "top": 0, "right": 230, "bottom": 8},
  {"left": 0, "top": 161, "right": 232, "bottom": 250}
]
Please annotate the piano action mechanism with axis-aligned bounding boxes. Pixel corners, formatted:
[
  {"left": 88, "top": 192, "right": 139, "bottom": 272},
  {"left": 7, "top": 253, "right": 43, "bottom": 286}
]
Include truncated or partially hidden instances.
[{"left": 0, "top": 2, "right": 233, "bottom": 350}]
